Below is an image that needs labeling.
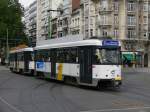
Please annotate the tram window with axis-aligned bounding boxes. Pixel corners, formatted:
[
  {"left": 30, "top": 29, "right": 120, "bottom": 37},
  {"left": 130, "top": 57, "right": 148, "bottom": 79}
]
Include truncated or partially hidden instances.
[
  {"left": 36, "top": 51, "right": 44, "bottom": 61},
  {"left": 70, "top": 48, "right": 78, "bottom": 63},
  {"left": 58, "top": 47, "right": 78, "bottom": 63},
  {"left": 21, "top": 55, "right": 24, "bottom": 61},
  {"left": 9, "top": 54, "right": 14, "bottom": 61},
  {"left": 44, "top": 50, "right": 51, "bottom": 62},
  {"left": 56, "top": 48, "right": 64, "bottom": 63},
  {"left": 93, "top": 49, "right": 103, "bottom": 64},
  {"left": 31, "top": 52, "right": 34, "bottom": 61},
  {"left": 36, "top": 50, "right": 51, "bottom": 62},
  {"left": 18, "top": 53, "right": 23, "bottom": 61},
  {"left": 93, "top": 48, "right": 120, "bottom": 64}
]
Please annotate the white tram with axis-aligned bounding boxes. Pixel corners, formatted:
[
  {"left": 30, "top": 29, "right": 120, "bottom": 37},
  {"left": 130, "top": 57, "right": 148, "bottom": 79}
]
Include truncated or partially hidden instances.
[
  {"left": 34, "top": 39, "right": 122, "bottom": 87},
  {"left": 9, "top": 48, "right": 34, "bottom": 74}
]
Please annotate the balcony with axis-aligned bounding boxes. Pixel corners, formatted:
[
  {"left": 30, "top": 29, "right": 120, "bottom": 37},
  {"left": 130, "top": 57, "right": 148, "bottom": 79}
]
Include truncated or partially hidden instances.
[
  {"left": 128, "top": 24, "right": 136, "bottom": 28},
  {"left": 127, "top": 10, "right": 136, "bottom": 15},
  {"left": 80, "top": 0, "right": 89, "bottom": 5},
  {"left": 97, "top": 20, "right": 112, "bottom": 28},
  {"left": 127, "top": 3, "right": 136, "bottom": 14},
  {"left": 99, "top": 6, "right": 113, "bottom": 14},
  {"left": 80, "top": 0, "right": 83, "bottom": 4}
]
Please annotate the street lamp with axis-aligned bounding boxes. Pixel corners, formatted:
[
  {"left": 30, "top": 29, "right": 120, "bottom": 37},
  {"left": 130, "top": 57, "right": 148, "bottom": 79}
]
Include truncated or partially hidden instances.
[{"left": 6, "top": 28, "right": 9, "bottom": 65}]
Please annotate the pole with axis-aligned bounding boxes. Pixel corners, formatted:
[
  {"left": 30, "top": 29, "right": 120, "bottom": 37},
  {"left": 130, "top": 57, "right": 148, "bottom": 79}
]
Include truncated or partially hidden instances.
[
  {"left": 48, "top": 13, "right": 52, "bottom": 39},
  {"left": 6, "top": 28, "right": 9, "bottom": 66}
]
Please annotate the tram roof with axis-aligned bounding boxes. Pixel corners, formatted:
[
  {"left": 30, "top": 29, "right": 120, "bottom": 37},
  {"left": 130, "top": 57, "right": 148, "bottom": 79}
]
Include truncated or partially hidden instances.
[
  {"left": 10, "top": 47, "right": 33, "bottom": 53},
  {"left": 35, "top": 39, "right": 121, "bottom": 50}
]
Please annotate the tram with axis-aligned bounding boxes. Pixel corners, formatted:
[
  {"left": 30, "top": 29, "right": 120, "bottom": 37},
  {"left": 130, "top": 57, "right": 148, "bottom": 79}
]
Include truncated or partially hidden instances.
[
  {"left": 34, "top": 39, "right": 122, "bottom": 87},
  {"left": 9, "top": 47, "right": 34, "bottom": 74}
]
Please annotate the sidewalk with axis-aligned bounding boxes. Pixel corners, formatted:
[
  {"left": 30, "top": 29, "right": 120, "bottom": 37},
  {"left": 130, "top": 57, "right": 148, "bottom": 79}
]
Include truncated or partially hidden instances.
[
  {"left": 122, "top": 67, "right": 150, "bottom": 73},
  {"left": 0, "top": 65, "right": 9, "bottom": 71}
]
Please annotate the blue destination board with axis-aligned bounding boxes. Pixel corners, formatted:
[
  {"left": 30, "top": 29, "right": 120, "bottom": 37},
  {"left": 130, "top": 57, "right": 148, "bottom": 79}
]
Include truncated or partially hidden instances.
[
  {"left": 36, "top": 61, "right": 44, "bottom": 69},
  {"left": 102, "top": 40, "right": 119, "bottom": 46}
]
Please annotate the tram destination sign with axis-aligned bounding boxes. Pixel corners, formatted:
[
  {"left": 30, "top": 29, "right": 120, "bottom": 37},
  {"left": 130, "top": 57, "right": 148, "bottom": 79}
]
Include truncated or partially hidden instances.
[{"left": 102, "top": 40, "right": 119, "bottom": 46}]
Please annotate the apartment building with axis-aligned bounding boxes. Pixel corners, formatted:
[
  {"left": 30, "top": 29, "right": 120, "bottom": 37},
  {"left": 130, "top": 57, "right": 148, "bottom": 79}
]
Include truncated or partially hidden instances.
[
  {"left": 24, "top": 7, "right": 30, "bottom": 38},
  {"left": 28, "top": 1, "right": 37, "bottom": 47},
  {"left": 35, "top": 0, "right": 150, "bottom": 66},
  {"left": 79, "top": 0, "right": 150, "bottom": 67},
  {"left": 36, "top": 0, "right": 63, "bottom": 41},
  {"left": 52, "top": 0, "right": 81, "bottom": 38},
  {"left": 70, "top": 0, "right": 81, "bottom": 35},
  {"left": 56, "top": 0, "right": 72, "bottom": 38},
  {"left": 24, "top": 1, "right": 37, "bottom": 47}
]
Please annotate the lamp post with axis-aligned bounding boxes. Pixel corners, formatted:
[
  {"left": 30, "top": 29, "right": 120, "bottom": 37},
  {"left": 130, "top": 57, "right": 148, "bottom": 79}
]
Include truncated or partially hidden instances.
[
  {"left": 5, "top": 0, "right": 15, "bottom": 66},
  {"left": 6, "top": 28, "right": 9, "bottom": 66}
]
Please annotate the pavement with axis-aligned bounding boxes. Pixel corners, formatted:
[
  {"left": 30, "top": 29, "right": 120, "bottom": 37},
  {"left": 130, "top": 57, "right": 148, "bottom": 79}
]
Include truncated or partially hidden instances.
[
  {"left": 0, "top": 66, "right": 150, "bottom": 112},
  {"left": 122, "top": 67, "right": 150, "bottom": 73}
]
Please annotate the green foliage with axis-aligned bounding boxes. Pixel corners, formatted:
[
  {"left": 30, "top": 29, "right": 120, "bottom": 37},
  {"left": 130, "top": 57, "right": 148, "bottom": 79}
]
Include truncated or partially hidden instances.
[{"left": 0, "top": 0, "right": 28, "bottom": 47}]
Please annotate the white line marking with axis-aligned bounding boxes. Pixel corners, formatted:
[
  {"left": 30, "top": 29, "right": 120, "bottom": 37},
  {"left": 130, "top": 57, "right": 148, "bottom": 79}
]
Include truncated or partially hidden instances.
[
  {"left": 81, "top": 106, "right": 150, "bottom": 112},
  {"left": 0, "top": 97, "right": 24, "bottom": 112}
]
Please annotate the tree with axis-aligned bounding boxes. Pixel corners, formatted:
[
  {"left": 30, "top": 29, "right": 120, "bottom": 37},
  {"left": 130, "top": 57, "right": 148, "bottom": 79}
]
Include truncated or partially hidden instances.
[{"left": 0, "top": 0, "right": 28, "bottom": 47}]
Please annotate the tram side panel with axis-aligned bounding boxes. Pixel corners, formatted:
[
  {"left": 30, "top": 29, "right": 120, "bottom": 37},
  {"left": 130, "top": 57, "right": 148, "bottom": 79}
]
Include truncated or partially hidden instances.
[
  {"left": 35, "top": 48, "right": 80, "bottom": 81},
  {"left": 24, "top": 51, "right": 34, "bottom": 74},
  {"left": 9, "top": 53, "right": 15, "bottom": 71},
  {"left": 34, "top": 45, "right": 122, "bottom": 87}
]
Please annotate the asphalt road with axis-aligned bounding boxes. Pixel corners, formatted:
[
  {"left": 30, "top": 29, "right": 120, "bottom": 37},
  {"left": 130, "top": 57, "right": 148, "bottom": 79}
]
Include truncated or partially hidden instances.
[{"left": 0, "top": 66, "right": 150, "bottom": 112}]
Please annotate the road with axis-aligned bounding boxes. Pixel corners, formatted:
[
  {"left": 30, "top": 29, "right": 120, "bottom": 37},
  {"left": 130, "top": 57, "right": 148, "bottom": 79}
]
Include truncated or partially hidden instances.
[{"left": 0, "top": 66, "right": 150, "bottom": 112}]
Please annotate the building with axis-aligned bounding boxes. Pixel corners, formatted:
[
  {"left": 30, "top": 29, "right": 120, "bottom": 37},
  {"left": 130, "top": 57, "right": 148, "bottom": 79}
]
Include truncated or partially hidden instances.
[
  {"left": 28, "top": 1, "right": 37, "bottom": 47},
  {"left": 36, "top": 0, "right": 63, "bottom": 41},
  {"left": 54, "top": 0, "right": 72, "bottom": 38},
  {"left": 70, "top": 0, "right": 81, "bottom": 35},
  {"left": 24, "top": 7, "right": 30, "bottom": 38},
  {"left": 36, "top": 0, "right": 150, "bottom": 67},
  {"left": 24, "top": 0, "right": 37, "bottom": 47},
  {"left": 51, "top": 0, "right": 81, "bottom": 38},
  {"left": 79, "top": 0, "right": 150, "bottom": 67},
  {"left": 37, "top": 0, "right": 81, "bottom": 39}
]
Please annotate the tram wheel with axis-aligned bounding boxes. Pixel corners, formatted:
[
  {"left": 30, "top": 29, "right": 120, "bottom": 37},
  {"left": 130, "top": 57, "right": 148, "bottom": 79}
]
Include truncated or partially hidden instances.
[
  {"left": 35, "top": 72, "right": 45, "bottom": 79},
  {"left": 64, "top": 76, "right": 78, "bottom": 86}
]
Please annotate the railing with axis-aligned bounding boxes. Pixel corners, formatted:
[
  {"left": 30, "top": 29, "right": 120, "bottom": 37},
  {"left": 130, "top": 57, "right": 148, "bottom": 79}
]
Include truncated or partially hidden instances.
[
  {"left": 97, "top": 20, "right": 112, "bottom": 27},
  {"left": 99, "top": 6, "right": 113, "bottom": 13}
]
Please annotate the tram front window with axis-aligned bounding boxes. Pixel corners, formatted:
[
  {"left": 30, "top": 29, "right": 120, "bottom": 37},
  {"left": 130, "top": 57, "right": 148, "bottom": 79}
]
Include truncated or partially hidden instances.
[{"left": 93, "top": 48, "right": 120, "bottom": 64}]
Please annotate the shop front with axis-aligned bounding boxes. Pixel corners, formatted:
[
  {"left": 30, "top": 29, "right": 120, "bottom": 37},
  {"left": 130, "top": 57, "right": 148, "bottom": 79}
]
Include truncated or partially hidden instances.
[{"left": 122, "top": 51, "right": 143, "bottom": 68}]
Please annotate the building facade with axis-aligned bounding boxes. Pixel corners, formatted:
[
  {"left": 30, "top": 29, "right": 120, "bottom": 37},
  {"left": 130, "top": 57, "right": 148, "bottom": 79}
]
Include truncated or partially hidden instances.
[
  {"left": 36, "top": 0, "right": 150, "bottom": 67},
  {"left": 29, "top": 1, "right": 37, "bottom": 47},
  {"left": 70, "top": 0, "right": 81, "bottom": 35},
  {"left": 36, "top": 0, "right": 63, "bottom": 41},
  {"left": 79, "top": 0, "right": 150, "bottom": 67},
  {"left": 24, "top": 0, "right": 37, "bottom": 47},
  {"left": 24, "top": 7, "right": 30, "bottom": 38}
]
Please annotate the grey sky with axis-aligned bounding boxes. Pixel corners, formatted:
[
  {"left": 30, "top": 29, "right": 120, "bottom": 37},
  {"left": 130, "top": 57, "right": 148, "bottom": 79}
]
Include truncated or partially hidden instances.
[{"left": 19, "top": 0, "right": 35, "bottom": 7}]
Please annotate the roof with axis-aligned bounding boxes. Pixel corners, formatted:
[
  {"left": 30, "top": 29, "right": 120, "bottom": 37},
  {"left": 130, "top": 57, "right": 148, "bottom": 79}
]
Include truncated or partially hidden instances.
[
  {"left": 35, "top": 39, "right": 121, "bottom": 50},
  {"left": 10, "top": 48, "right": 33, "bottom": 54}
]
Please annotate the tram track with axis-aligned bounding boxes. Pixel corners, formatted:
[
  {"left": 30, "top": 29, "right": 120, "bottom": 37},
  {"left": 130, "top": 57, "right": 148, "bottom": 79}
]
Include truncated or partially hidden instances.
[
  {"left": 49, "top": 83, "right": 80, "bottom": 112},
  {"left": 1, "top": 66, "right": 150, "bottom": 112}
]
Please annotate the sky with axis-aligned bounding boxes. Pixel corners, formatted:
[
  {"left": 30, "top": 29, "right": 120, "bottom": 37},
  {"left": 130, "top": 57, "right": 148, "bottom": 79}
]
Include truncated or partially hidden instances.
[{"left": 19, "top": 0, "right": 35, "bottom": 7}]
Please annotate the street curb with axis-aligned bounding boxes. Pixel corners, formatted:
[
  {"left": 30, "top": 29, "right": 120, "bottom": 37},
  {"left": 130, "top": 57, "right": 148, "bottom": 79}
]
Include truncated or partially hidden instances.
[
  {"left": 0, "top": 65, "right": 9, "bottom": 71},
  {"left": 122, "top": 68, "right": 150, "bottom": 73}
]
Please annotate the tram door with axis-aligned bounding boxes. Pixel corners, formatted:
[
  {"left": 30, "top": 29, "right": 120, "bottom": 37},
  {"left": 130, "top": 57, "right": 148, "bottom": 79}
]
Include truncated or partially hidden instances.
[
  {"left": 24, "top": 51, "right": 30, "bottom": 72},
  {"left": 14, "top": 53, "right": 17, "bottom": 71},
  {"left": 79, "top": 47, "right": 92, "bottom": 84},
  {"left": 51, "top": 49, "right": 56, "bottom": 79}
]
